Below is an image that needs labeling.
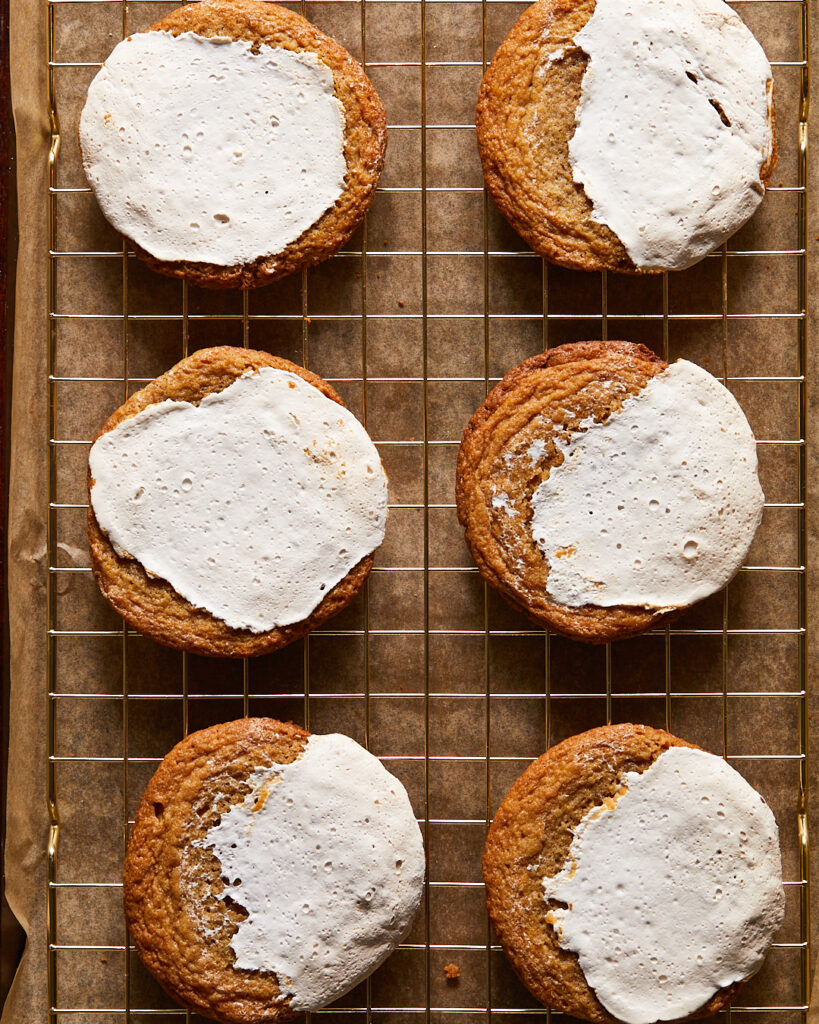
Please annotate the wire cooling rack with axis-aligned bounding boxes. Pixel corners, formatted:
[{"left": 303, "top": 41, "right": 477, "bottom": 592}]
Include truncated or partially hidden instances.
[{"left": 44, "top": 0, "right": 809, "bottom": 1019}]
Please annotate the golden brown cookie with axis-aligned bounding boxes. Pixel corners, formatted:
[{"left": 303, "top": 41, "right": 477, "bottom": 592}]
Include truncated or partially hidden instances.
[
  {"left": 483, "top": 723, "right": 743, "bottom": 1023},
  {"left": 475, "top": 0, "right": 777, "bottom": 273},
  {"left": 125, "top": 718, "right": 309, "bottom": 1022},
  {"left": 80, "top": 0, "right": 386, "bottom": 289},
  {"left": 88, "top": 346, "right": 376, "bottom": 657},
  {"left": 456, "top": 341, "right": 674, "bottom": 642},
  {"left": 125, "top": 718, "right": 426, "bottom": 1023}
]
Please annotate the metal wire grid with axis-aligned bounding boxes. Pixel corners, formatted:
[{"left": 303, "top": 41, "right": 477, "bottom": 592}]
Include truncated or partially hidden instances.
[{"left": 42, "top": 0, "right": 809, "bottom": 1020}]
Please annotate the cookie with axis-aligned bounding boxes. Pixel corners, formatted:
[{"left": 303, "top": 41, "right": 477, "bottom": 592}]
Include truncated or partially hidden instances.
[
  {"left": 79, "top": 0, "right": 386, "bottom": 288},
  {"left": 483, "top": 723, "right": 785, "bottom": 1024},
  {"left": 88, "top": 346, "right": 388, "bottom": 657},
  {"left": 455, "top": 341, "right": 763, "bottom": 642},
  {"left": 124, "top": 718, "right": 426, "bottom": 1022},
  {"left": 476, "top": 0, "right": 776, "bottom": 272}
]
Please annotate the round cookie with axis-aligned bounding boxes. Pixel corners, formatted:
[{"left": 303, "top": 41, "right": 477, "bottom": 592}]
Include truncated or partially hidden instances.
[
  {"left": 125, "top": 718, "right": 426, "bottom": 1022},
  {"left": 79, "top": 0, "right": 386, "bottom": 288},
  {"left": 483, "top": 723, "right": 784, "bottom": 1024},
  {"left": 88, "top": 346, "right": 386, "bottom": 657},
  {"left": 476, "top": 0, "right": 777, "bottom": 273},
  {"left": 455, "top": 341, "right": 763, "bottom": 643}
]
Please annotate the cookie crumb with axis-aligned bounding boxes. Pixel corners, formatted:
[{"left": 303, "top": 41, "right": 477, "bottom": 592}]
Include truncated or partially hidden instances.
[{"left": 444, "top": 963, "right": 460, "bottom": 981}]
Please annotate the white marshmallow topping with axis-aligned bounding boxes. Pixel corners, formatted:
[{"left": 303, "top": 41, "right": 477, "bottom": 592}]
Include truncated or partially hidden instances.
[
  {"left": 88, "top": 367, "right": 388, "bottom": 632},
  {"left": 193, "top": 733, "right": 426, "bottom": 1010},
  {"left": 569, "top": 0, "right": 774, "bottom": 269},
  {"left": 530, "top": 359, "right": 764, "bottom": 610},
  {"left": 79, "top": 31, "right": 347, "bottom": 266},
  {"left": 543, "top": 746, "right": 785, "bottom": 1024}
]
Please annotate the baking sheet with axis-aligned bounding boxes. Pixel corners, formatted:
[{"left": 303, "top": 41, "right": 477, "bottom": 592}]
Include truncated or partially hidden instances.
[{"left": 4, "top": 0, "right": 814, "bottom": 1019}]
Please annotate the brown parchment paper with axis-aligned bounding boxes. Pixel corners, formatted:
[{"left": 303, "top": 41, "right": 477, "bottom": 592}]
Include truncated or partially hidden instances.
[
  {"left": 807, "top": 0, "right": 819, "bottom": 1005},
  {"left": 4, "top": 0, "right": 51, "bottom": 1018},
  {"left": 3, "top": 0, "right": 816, "bottom": 1020}
]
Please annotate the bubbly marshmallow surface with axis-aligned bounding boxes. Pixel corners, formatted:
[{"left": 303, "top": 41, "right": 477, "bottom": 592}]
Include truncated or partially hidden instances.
[
  {"left": 569, "top": 0, "right": 773, "bottom": 269},
  {"left": 530, "top": 359, "right": 763, "bottom": 610},
  {"left": 543, "top": 746, "right": 785, "bottom": 1024},
  {"left": 195, "top": 733, "right": 426, "bottom": 1010},
  {"left": 79, "top": 31, "right": 347, "bottom": 265},
  {"left": 89, "top": 367, "right": 387, "bottom": 632}
]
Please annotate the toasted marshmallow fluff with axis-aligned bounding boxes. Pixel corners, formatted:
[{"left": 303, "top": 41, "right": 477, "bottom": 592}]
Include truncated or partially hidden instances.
[
  {"left": 543, "top": 746, "right": 785, "bottom": 1024},
  {"left": 194, "top": 733, "right": 426, "bottom": 1010},
  {"left": 79, "top": 31, "right": 346, "bottom": 265},
  {"left": 89, "top": 367, "right": 387, "bottom": 632},
  {"left": 530, "top": 359, "right": 763, "bottom": 609},
  {"left": 569, "top": 0, "right": 773, "bottom": 269}
]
